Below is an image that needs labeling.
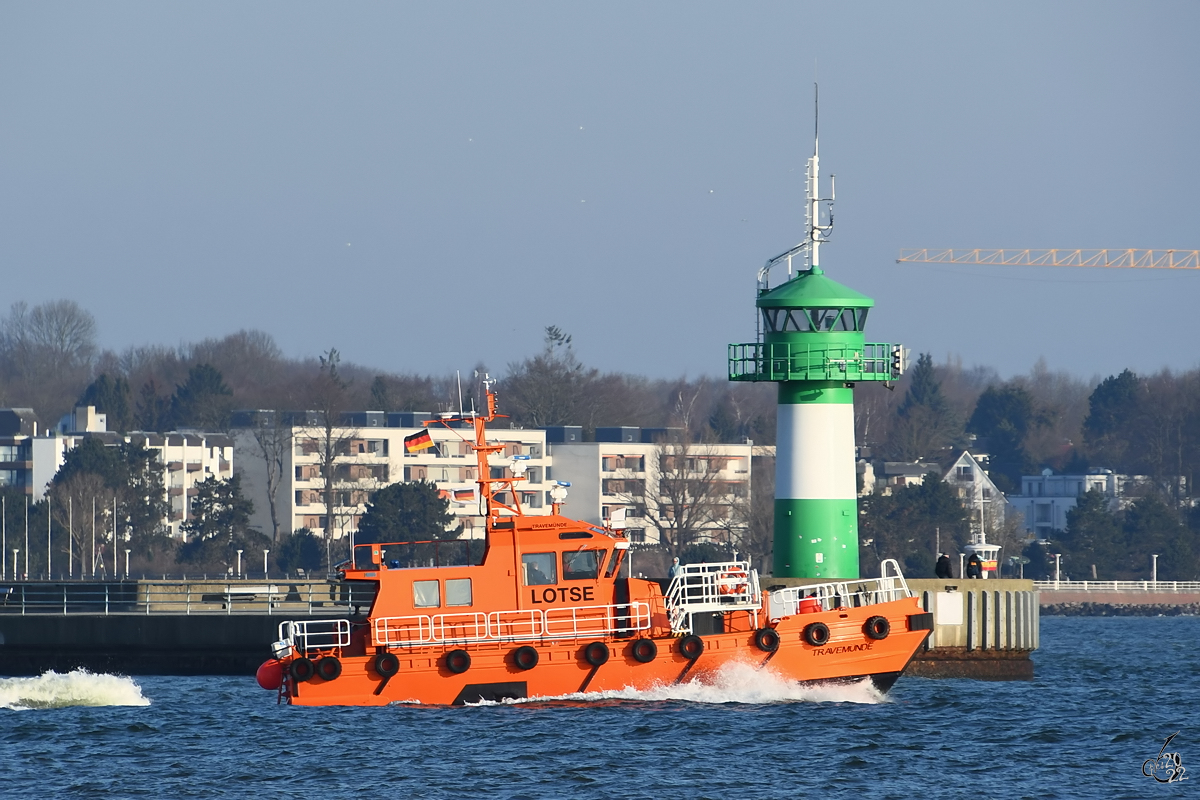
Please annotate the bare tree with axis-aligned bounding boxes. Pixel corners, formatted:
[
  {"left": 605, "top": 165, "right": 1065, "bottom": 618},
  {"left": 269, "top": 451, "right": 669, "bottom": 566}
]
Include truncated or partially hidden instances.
[
  {"left": 249, "top": 412, "right": 289, "bottom": 542},
  {"left": 300, "top": 349, "right": 361, "bottom": 565},
  {"left": 504, "top": 326, "right": 601, "bottom": 429},
  {"left": 619, "top": 436, "right": 738, "bottom": 560},
  {"left": 0, "top": 300, "right": 98, "bottom": 424}
]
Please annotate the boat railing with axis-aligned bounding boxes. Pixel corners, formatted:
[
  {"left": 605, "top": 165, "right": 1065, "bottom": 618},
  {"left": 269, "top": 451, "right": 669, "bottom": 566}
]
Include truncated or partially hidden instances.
[
  {"left": 665, "top": 560, "right": 761, "bottom": 634},
  {"left": 766, "top": 559, "right": 912, "bottom": 622},
  {"left": 372, "top": 602, "right": 651, "bottom": 646},
  {"left": 279, "top": 618, "right": 352, "bottom": 652}
]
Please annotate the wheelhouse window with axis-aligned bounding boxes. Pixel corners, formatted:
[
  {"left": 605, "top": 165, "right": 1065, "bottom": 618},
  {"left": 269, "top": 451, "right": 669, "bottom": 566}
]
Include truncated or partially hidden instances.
[
  {"left": 562, "top": 550, "right": 605, "bottom": 581},
  {"left": 413, "top": 580, "right": 440, "bottom": 608},
  {"left": 445, "top": 578, "right": 472, "bottom": 607},
  {"left": 522, "top": 552, "right": 557, "bottom": 586}
]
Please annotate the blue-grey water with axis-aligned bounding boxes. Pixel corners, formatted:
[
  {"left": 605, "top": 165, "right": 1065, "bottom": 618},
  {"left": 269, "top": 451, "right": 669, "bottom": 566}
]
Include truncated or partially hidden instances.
[{"left": 2, "top": 616, "right": 1197, "bottom": 799}]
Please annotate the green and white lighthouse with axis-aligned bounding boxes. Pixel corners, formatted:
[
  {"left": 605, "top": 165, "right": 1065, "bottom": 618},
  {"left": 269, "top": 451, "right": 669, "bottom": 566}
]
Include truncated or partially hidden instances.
[{"left": 729, "top": 127, "right": 905, "bottom": 579}]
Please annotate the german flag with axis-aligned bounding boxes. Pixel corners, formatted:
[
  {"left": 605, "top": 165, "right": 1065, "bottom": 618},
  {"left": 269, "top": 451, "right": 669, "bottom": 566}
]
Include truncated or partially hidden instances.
[{"left": 403, "top": 429, "right": 434, "bottom": 453}]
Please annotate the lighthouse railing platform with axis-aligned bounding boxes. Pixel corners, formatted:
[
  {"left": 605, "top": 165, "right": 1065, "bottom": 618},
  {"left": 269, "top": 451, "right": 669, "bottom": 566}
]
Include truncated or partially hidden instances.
[{"left": 728, "top": 341, "right": 898, "bottom": 382}]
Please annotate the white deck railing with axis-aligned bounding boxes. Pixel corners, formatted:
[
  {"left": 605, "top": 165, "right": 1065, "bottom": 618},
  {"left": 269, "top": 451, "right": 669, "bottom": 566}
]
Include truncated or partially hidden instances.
[
  {"left": 665, "top": 560, "right": 761, "bottom": 633},
  {"left": 372, "top": 602, "right": 651, "bottom": 646},
  {"left": 278, "top": 618, "right": 352, "bottom": 652},
  {"left": 766, "top": 558, "right": 912, "bottom": 622}
]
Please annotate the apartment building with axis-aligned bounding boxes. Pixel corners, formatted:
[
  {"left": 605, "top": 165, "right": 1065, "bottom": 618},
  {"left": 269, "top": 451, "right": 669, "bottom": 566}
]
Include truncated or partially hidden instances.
[
  {"left": 234, "top": 415, "right": 551, "bottom": 541},
  {"left": 0, "top": 406, "right": 234, "bottom": 536},
  {"left": 547, "top": 427, "right": 753, "bottom": 546},
  {"left": 1008, "top": 469, "right": 1184, "bottom": 537}
]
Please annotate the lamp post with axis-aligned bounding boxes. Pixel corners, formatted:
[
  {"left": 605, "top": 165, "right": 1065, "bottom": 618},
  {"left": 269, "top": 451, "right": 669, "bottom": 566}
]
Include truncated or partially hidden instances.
[
  {"left": 124, "top": 549, "right": 131, "bottom": 579},
  {"left": 1152, "top": 554, "right": 1158, "bottom": 586},
  {"left": 263, "top": 549, "right": 270, "bottom": 579},
  {"left": 12, "top": 549, "right": 18, "bottom": 580},
  {"left": 1054, "top": 553, "right": 1062, "bottom": 587},
  {"left": 236, "top": 549, "right": 243, "bottom": 579}
]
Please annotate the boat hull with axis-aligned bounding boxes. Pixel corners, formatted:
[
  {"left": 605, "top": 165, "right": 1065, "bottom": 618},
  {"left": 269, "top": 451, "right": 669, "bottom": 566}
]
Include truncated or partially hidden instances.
[{"left": 280, "top": 599, "right": 929, "bottom": 706}]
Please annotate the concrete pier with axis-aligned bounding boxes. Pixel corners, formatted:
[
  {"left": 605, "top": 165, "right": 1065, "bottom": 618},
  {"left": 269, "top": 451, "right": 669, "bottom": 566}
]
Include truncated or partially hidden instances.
[
  {"left": 905, "top": 579, "right": 1038, "bottom": 680},
  {"left": 0, "top": 578, "right": 365, "bottom": 676}
]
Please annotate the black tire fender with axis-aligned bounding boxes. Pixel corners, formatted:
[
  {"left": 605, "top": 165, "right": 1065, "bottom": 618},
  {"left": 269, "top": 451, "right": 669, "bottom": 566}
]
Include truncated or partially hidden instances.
[
  {"left": 803, "top": 622, "right": 831, "bottom": 647},
  {"left": 445, "top": 649, "right": 472, "bottom": 674},
  {"left": 315, "top": 656, "right": 342, "bottom": 681},
  {"left": 289, "top": 657, "right": 314, "bottom": 682},
  {"left": 583, "top": 641, "right": 610, "bottom": 667},
  {"left": 374, "top": 652, "right": 400, "bottom": 678},
  {"left": 754, "top": 627, "right": 780, "bottom": 653},
  {"left": 678, "top": 634, "right": 704, "bottom": 661},
  {"left": 864, "top": 616, "right": 890, "bottom": 640},
  {"left": 513, "top": 645, "right": 540, "bottom": 671},
  {"left": 630, "top": 638, "right": 658, "bottom": 663}
]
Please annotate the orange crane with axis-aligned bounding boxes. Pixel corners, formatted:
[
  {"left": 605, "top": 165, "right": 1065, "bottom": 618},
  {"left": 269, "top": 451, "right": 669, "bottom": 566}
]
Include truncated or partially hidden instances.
[{"left": 896, "top": 249, "right": 1200, "bottom": 269}]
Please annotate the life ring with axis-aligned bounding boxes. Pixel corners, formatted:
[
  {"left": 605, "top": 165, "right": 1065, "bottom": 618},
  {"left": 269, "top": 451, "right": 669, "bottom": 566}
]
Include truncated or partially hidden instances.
[
  {"left": 374, "top": 652, "right": 400, "bottom": 678},
  {"left": 513, "top": 645, "right": 540, "bottom": 671},
  {"left": 583, "top": 641, "right": 610, "bottom": 667},
  {"left": 754, "top": 627, "right": 780, "bottom": 653},
  {"left": 717, "top": 569, "right": 749, "bottom": 595},
  {"left": 315, "top": 656, "right": 342, "bottom": 681},
  {"left": 864, "top": 616, "right": 890, "bottom": 640},
  {"left": 803, "top": 622, "right": 831, "bottom": 647},
  {"left": 678, "top": 634, "right": 704, "bottom": 660},
  {"left": 445, "top": 649, "right": 472, "bottom": 674},
  {"left": 289, "top": 657, "right": 314, "bottom": 682},
  {"left": 630, "top": 638, "right": 658, "bottom": 663}
]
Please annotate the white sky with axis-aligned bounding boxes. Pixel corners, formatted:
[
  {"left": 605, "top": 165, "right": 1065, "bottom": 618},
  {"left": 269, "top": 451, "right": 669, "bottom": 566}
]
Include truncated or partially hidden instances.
[{"left": 2, "top": 2, "right": 1197, "bottom": 382}]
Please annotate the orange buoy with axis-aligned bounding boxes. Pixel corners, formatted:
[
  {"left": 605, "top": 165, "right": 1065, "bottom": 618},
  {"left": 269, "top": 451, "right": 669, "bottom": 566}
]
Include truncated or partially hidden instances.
[{"left": 256, "top": 659, "right": 283, "bottom": 691}]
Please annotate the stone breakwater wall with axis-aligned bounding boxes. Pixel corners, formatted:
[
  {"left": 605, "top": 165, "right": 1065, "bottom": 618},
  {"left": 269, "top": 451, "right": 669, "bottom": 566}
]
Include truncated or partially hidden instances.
[{"left": 1042, "top": 602, "right": 1200, "bottom": 617}]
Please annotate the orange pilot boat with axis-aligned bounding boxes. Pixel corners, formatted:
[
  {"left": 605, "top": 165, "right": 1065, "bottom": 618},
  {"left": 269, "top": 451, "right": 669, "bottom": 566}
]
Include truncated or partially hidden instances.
[{"left": 256, "top": 381, "right": 933, "bottom": 706}]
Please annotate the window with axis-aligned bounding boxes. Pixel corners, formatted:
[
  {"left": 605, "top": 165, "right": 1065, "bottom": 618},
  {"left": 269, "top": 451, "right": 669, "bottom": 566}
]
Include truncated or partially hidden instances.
[
  {"left": 413, "top": 580, "right": 440, "bottom": 608},
  {"left": 445, "top": 578, "right": 472, "bottom": 607},
  {"left": 627, "top": 529, "right": 646, "bottom": 543},
  {"left": 562, "top": 550, "right": 602, "bottom": 580},
  {"left": 604, "top": 549, "right": 622, "bottom": 578},
  {"left": 522, "top": 553, "right": 557, "bottom": 586}
]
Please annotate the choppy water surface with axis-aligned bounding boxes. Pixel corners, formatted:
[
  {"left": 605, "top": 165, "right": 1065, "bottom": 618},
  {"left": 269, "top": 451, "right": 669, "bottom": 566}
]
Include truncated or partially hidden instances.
[{"left": 2, "top": 616, "right": 1197, "bottom": 798}]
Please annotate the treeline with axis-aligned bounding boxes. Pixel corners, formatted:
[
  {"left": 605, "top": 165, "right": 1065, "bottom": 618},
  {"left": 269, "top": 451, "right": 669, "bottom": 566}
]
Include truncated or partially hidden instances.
[
  {"left": 5, "top": 300, "right": 1200, "bottom": 579},
  {"left": 0, "top": 304, "right": 778, "bottom": 442}
]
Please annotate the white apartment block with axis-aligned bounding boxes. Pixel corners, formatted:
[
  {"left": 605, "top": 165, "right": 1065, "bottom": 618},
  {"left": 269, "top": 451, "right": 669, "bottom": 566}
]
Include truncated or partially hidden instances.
[
  {"left": 129, "top": 431, "right": 235, "bottom": 537},
  {"left": 0, "top": 405, "right": 233, "bottom": 537},
  {"left": 548, "top": 436, "right": 753, "bottom": 546},
  {"left": 234, "top": 418, "right": 551, "bottom": 541}
]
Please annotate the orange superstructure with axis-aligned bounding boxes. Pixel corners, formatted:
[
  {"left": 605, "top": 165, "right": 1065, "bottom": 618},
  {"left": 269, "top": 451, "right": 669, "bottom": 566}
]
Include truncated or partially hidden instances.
[{"left": 257, "top": 380, "right": 933, "bottom": 706}]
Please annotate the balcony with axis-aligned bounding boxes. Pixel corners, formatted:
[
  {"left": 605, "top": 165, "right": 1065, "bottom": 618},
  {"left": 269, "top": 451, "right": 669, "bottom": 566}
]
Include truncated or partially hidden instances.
[{"left": 728, "top": 341, "right": 897, "bottom": 382}]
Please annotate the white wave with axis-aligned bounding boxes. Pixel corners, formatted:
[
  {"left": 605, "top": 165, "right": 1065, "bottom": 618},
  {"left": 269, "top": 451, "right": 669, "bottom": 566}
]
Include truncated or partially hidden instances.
[
  {"left": 0, "top": 669, "right": 151, "bottom": 710},
  {"left": 479, "top": 660, "right": 887, "bottom": 707}
]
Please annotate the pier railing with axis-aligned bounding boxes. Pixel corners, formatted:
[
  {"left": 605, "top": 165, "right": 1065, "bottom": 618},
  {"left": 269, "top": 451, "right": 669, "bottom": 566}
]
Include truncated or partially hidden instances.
[
  {"left": 0, "top": 579, "right": 375, "bottom": 615},
  {"left": 1034, "top": 580, "right": 1200, "bottom": 592}
]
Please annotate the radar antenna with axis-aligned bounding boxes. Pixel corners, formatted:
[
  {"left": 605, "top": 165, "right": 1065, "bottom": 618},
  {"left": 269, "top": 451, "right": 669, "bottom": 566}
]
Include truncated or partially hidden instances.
[{"left": 757, "top": 83, "right": 836, "bottom": 292}]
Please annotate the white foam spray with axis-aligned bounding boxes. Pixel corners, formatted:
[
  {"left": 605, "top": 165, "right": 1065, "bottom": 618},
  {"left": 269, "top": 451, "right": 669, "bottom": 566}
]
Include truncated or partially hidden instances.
[
  {"left": 0, "top": 669, "right": 151, "bottom": 710},
  {"left": 473, "top": 660, "right": 887, "bottom": 707}
]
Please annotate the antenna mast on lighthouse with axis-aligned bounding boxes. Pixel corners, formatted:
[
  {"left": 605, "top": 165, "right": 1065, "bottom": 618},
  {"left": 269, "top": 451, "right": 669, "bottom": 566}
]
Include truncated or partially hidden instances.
[{"left": 805, "top": 83, "right": 835, "bottom": 275}]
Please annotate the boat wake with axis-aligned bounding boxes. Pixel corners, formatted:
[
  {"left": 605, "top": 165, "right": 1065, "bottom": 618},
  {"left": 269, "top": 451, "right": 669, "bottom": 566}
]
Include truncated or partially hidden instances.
[
  {"left": 0, "top": 669, "right": 151, "bottom": 710},
  {"left": 477, "top": 661, "right": 887, "bottom": 707}
]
